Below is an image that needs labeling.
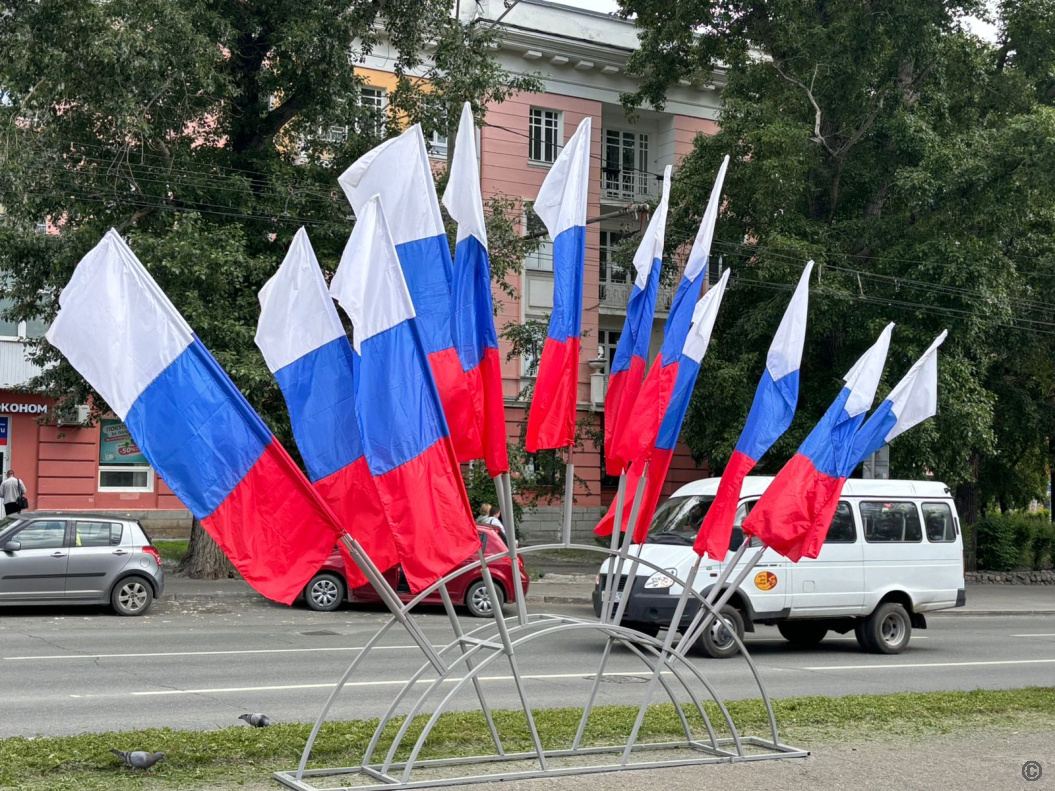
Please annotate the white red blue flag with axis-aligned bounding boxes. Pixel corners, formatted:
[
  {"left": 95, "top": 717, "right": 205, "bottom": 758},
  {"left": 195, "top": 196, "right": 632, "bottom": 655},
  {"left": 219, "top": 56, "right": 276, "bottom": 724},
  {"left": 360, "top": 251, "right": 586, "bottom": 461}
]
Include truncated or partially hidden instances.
[
  {"left": 604, "top": 166, "right": 672, "bottom": 476},
  {"left": 442, "top": 103, "right": 508, "bottom": 475},
  {"left": 596, "top": 269, "right": 730, "bottom": 542},
  {"left": 525, "top": 116, "right": 592, "bottom": 452},
  {"left": 849, "top": 330, "right": 946, "bottom": 467},
  {"left": 330, "top": 195, "right": 480, "bottom": 592},
  {"left": 338, "top": 126, "right": 484, "bottom": 463},
  {"left": 255, "top": 228, "right": 398, "bottom": 582},
  {"left": 743, "top": 322, "right": 894, "bottom": 561},
  {"left": 613, "top": 155, "right": 729, "bottom": 467},
  {"left": 694, "top": 261, "right": 814, "bottom": 560},
  {"left": 46, "top": 230, "right": 344, "bottom": 604}
]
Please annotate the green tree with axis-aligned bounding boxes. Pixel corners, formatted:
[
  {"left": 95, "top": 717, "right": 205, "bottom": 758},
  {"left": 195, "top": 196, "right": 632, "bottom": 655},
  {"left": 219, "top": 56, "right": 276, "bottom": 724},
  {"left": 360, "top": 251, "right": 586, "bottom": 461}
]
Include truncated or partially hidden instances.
[
  {"left": 0, "top": 0, "right": 536, "bottom": 576},
  {"left": 620, "top": 0, "right": 1055, "bottom": 535}
]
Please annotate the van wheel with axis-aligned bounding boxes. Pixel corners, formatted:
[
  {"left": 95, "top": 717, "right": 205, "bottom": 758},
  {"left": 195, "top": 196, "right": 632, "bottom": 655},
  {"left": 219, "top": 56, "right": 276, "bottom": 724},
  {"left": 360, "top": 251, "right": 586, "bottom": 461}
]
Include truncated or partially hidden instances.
[
  {"left": 694, "top": 605, "right": 744, "bottom": 659},
  {"left": 857, "top": 603, "right": 911, "bottom": 654},
  {"left": 777, "top": 622, "right": 828, "bottom": 648}
]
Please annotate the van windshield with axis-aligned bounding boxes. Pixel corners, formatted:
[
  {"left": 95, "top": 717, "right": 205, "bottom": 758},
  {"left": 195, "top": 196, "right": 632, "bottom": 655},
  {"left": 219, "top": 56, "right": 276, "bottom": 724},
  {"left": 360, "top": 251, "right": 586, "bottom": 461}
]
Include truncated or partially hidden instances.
[{"left": 646, "top": 496, "right": 714, "bottom": 545}]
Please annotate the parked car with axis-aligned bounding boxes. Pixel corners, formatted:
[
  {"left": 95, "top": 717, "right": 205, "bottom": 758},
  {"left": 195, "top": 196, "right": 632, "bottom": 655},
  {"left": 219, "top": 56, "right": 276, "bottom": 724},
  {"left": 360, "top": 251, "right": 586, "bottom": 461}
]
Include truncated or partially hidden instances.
[
  {"left": 302, "top": 525, "right": 529, "bottom": 617},
  {"left": 594, "top": 476, "right": 966, "bottom": 657},
  {"left": 0, "top": 511, "right": 165, "bottom": 616}
]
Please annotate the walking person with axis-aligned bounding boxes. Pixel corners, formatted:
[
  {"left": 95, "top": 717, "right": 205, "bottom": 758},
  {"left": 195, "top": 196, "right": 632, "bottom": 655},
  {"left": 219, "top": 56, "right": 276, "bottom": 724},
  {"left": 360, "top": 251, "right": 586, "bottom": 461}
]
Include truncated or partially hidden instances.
[{"left": 1, "top": 471, "right": 26, "bottom": 516}]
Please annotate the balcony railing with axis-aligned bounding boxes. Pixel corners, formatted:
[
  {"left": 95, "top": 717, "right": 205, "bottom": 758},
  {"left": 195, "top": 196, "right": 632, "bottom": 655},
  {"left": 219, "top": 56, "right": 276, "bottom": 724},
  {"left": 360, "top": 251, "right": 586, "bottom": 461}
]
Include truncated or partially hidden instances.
[
  {"left": 599, "top": 282, "right": 675, "bottom": 312},
  {"left": 601, "top": 168, "right": 659, "bottom": 203}
]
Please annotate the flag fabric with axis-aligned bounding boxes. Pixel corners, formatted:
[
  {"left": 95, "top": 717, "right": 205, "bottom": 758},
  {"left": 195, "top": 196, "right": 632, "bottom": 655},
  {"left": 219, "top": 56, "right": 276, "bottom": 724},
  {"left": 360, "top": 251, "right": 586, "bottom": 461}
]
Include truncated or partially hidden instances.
[
  {"left": 330, "top": 194, "right": 481, "bottom": 593},
  {"left": 604, "top": 165, "right": 672, "bottom": 476},
  {"left": 694, "top": 261, "right": 814, "bottom": 560},
  {"left": 255, "top": 228, "right": 398, "bottom": 584},
  {"left": 338, "top": 125, "right": 484, "bottom": 463},
  {"left": 613, "top": 155, "right": 730, "bottom": 467},
  {"left": 525, "top": 116, "right": 592, "bottom": 452},
  {"left": 46, "top": 230, "right": 344, "bottom": 604},
  {"left": 595, "top": 269, "right": 730, "bottom": 542},
  {"left": 442, "top": 103, "right": 508, "bottom": 475},
  {"left": 848, "top": 330, "right": 947, "bottom": 468},
  {"left": 742, "top": 323, "right": 895, "bottom": 561}
]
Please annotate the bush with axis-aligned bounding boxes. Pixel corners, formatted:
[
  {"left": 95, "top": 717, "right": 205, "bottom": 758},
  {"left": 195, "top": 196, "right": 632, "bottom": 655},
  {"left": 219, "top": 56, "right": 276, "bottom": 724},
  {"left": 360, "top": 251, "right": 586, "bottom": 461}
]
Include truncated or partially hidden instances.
[{"left": 976, "top": 511, "right": 1054, "bottom": 571}]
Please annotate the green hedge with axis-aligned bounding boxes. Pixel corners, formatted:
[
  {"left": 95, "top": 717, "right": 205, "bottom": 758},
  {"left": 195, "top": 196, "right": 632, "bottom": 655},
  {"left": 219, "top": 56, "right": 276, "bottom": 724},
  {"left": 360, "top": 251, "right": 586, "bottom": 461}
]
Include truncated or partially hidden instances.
[{"left": 976, "top": 511, "right": 1055, "bottom": 571}]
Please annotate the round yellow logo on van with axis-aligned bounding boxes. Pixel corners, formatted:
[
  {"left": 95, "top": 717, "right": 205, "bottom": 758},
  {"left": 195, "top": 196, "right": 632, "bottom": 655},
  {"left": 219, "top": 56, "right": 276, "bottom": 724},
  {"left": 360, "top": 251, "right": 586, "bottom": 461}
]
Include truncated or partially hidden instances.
[{"left": 754, "top": 571, "right": 778, "bottom": 591}]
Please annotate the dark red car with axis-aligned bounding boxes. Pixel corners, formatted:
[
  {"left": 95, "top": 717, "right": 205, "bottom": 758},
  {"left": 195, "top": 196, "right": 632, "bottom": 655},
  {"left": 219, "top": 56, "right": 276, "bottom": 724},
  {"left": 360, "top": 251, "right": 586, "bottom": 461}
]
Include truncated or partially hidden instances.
[{"left": 301, "top": 526, "right": 529, "bottom": 617}]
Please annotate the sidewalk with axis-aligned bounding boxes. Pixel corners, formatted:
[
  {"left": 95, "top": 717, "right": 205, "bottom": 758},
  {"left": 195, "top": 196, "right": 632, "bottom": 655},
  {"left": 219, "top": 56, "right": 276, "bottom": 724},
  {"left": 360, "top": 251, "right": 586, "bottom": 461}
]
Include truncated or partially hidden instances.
[{"left": 161, "top": 569, "right": 1055, "bottom": 616}]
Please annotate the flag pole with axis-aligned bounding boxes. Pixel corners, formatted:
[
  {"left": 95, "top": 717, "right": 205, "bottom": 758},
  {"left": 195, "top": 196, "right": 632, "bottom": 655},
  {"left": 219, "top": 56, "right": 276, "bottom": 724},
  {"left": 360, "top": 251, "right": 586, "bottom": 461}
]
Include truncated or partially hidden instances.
[
  {"left": 495, "top": 471, "right": 528, "bottom": 625},
  {"left": 560, "top": 449, "right": 575, "bottom": 547},
  {"left": 608, "top": 461, "right": 649, "bottom": 629},
  {"left": 598, "top": 471, "right": 627, "bottom": 624}
]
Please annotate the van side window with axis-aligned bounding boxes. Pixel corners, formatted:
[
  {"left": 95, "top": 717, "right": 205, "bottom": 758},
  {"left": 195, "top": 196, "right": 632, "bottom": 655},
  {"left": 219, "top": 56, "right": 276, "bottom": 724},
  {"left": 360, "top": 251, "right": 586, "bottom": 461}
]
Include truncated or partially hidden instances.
[
  {"left": 730, "top": 500, "right": 758, "bottom": 551},
  {"left": 825, "top": 502, "right": 856, "bottom": 543},
  {"left": 861, "top": 501, "right": 923, "bottom": 543},
  {"left": 922, "top": 503, "right": 956, "bottom": 542}
]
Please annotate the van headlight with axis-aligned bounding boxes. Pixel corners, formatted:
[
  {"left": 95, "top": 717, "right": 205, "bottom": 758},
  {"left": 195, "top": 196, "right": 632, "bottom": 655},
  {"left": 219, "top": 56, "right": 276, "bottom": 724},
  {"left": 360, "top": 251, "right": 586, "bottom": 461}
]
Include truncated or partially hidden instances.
[{"left": 644, "top": 569, "right": 679, "bottom": 590}]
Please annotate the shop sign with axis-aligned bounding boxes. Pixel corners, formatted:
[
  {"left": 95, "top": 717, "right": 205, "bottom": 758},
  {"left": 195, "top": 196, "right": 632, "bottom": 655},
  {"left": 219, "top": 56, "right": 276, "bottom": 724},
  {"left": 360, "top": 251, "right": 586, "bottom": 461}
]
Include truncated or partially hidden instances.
[
  {"left": 0, "top": 402, "right": 47, "bottom": 414},
  {"left": 99, "top": 419, "right": 148, "bottom": 465}
]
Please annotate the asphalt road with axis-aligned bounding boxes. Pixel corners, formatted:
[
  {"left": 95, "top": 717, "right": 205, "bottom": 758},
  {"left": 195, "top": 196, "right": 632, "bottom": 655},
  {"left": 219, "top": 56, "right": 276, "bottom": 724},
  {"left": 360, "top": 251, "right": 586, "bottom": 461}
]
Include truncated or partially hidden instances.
[{"left": 2, "top": 599, "right": 1054, "bottom": 738}]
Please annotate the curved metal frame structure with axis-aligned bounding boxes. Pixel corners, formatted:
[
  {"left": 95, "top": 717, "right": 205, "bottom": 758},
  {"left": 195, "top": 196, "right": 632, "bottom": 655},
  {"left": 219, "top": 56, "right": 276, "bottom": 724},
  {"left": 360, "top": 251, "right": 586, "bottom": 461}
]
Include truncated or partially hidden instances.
[{"left": 275, "top": 541, "right": 807, "bottom": 791}]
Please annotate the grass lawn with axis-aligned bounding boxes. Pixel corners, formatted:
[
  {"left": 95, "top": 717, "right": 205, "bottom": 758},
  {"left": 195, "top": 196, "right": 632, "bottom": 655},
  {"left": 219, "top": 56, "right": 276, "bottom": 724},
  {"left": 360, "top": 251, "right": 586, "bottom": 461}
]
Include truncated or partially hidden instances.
[
  {"left": 152, "top": 540, "right": 189, "bottom": 565},
  {"left": 2, "top": 688, "right": 1053, "bottom": 790}
]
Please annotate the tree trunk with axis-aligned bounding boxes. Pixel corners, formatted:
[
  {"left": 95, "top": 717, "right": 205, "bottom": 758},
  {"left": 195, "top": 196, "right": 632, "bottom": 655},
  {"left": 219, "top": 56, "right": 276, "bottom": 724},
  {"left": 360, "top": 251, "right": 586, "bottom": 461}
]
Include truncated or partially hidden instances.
[
  {"left": 954, "top": 453, "right": 981, "bottom": 572},
  {"left": 176, "top": 517, "right": 237, "bottom": 579}
]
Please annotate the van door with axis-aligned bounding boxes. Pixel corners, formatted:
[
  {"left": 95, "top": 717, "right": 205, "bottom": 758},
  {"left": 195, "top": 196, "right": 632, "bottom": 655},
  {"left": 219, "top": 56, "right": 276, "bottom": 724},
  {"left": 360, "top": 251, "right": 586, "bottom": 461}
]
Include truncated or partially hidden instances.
[
  {"left": 859, "top": 500, "right": 931, "bottom": 612},
  {"left": 788, "top": 501, "right": 864, "bottom": 616}
]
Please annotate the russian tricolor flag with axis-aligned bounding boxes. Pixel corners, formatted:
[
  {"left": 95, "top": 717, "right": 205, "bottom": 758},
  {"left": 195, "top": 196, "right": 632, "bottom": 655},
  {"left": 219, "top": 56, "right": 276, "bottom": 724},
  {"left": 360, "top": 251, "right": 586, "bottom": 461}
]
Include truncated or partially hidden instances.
[
  {"left": 46, "top": 230, "right": 345, "bottom": 604},
  {"left": 847, "top": 330, "right": 946, "bottom": 470},
  {"left": 338, "top": 126, "right": 484, "bottom": 464},
  {"left": 743, "top": 322, "right": 895, "bottom": 561},
  {"left": 525, "top": 117, "right": 592, "bottom": 452},
  {"left": 613, "top": 155, "right": 730, "bottom": 467},
  {"left": 442, "top": 103, "right": 508, "bottom": 475},
  {"left": 330, "top": 195, "right": 481, "bottom": 593},
  {"left": 596, "top": 270, "right": 730, "bottom": 542},
  {"left": 694, "top": 261, "right": 814, "bottom": 560},
  {"left": 603, "top": 166, "right": 672, "bottom": 476},
  {"left": 255, "top": 228, "right": 399, "bottom": 584}
]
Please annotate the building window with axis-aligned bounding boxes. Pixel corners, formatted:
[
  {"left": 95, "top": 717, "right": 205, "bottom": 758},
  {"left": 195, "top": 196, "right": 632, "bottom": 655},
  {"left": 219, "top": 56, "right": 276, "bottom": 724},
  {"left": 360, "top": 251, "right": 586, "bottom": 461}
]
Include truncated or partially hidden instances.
[
  {"left": 603, "top": 129, "right": 650, "bottom": 200},
  {"left": 528, "top": 108, "right": 561, "bottom": 164},
  {"left": 523, "top": 202, "right": 554, "bottom": 271},
  {"left": 428, "top": 128, "right": 448, "bottom": 159},
  {"left": 0, "top": 297, "right": 47, "bottom": 339},
  {"left": 358, "top": 87, "right": 388, "bottom": 137},
  {"left": 98, "top": 418, "right": 154, "bottom": 493},
  {"left": 597, "top": 328, "right": 622, "bottom": 376},
  {"left": 599, "top": 230, "right": 628, "bottom": 303}
]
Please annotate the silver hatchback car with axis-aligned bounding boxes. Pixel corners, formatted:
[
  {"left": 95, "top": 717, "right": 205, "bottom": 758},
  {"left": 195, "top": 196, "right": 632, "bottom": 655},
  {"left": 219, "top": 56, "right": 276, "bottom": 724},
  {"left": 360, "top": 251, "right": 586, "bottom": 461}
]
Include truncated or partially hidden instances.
[{"left": 0, "top": 512, "right": 165, "bottom": 615}]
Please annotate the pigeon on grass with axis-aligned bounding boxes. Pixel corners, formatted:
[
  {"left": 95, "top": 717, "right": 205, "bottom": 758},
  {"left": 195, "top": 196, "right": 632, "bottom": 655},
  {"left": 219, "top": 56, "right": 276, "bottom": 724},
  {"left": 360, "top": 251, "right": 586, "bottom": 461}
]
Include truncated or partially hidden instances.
[
  {"left": 109, "top": 749, "right": 165, "bottom": 773},
  {"left": 239, "top": 713, "right": 271, "bottom": 728}
]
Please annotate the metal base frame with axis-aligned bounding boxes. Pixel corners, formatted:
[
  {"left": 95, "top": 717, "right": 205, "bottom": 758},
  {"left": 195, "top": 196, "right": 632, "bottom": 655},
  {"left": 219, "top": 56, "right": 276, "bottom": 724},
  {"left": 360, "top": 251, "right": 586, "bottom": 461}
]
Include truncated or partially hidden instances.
[{"left": 276, "top": 538, "right": 808, "bottom": 791}]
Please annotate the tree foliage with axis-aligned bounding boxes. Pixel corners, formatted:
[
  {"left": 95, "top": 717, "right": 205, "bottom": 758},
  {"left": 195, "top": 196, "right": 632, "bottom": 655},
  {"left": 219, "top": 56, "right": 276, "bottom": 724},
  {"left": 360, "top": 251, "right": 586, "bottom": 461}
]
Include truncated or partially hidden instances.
[{"left": 620, "top": 0, "right": 1055, "bottom": 521}]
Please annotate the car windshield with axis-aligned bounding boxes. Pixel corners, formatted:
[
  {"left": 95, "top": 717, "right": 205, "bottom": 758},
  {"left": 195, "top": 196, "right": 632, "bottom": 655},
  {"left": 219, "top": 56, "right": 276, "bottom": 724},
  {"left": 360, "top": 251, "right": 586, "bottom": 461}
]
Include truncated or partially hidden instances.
[
  {"left": 645, "top": 496, "right": 715, "bottom": 545},
  {"left": 0, "top": 516, "right": 26, "bottom": 543}
]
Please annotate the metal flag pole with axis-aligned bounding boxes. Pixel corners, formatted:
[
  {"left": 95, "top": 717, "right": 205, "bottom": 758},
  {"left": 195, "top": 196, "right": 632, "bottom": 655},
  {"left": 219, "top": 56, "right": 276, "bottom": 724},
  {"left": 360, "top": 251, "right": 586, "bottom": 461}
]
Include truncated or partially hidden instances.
[
  {"left": 338, "top": 534, "right": 504, "bottom": 753},
  {"left": 560, "top": 449, "right": 575, "bottom": 546},
  {"left": 495, "top": 471, "right": 528, "bottom": 625},
  {"left": 619, "top": 556, "right": 702, "bottom": 764},
  {"left": 675, "top": 544, "right": 767, "bottom": 655},
  {"left": 608, "top": 462, "right": 649, "bottom": 629},
  {"left": 599, "top": 472, "right": 627, "bottom": 624}
]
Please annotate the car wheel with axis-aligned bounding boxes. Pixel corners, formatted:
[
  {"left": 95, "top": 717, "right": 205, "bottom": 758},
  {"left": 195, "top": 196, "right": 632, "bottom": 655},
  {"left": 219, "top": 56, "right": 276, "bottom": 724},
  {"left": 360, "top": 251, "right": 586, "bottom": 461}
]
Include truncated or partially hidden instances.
[
  {"left": 777, "top": 621, "right": 829, "bottom": 648},
  {"left": 858, "top": 602, "right": 911, "bottom": 654},
  {"left": 465, "top": 579, "right": 503, "bottom": 618},
  {"left": 304, "top": 573, "right": 345, "bottom": 612},
  {"left": 694, "top": 605, "right": 745, "bottom": 659},
  {"left": 111, "top": 577, "right": 154, "bottom": 616}
]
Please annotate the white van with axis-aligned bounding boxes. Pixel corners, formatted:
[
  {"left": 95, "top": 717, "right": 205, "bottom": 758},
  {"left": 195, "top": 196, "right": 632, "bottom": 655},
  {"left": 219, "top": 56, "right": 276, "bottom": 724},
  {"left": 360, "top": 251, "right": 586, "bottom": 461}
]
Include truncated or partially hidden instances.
[{"left": 593, "top": 476, "right": 966, "bottom": 657}]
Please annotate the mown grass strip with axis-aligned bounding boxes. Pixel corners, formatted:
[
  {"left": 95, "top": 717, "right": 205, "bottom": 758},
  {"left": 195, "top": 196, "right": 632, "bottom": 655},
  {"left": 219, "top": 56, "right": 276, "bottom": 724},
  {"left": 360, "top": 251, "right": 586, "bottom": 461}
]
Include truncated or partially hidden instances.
[{"left": 2, "top": 687, "right": 1052, "bottom": 790}]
